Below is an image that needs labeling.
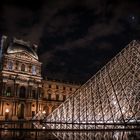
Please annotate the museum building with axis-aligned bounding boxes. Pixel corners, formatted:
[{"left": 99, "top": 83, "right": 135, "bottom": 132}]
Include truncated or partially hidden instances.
[{"left": 0, "top": 35, "right": 79, "bottom": 120}]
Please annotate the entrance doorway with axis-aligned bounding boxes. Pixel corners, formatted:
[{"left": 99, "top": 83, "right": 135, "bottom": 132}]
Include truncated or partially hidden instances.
[{"left": 18, "top": 104, "right": 25, "bottom": 119}]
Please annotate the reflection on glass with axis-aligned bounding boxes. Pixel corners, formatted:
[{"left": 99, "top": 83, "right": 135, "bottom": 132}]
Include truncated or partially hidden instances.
[{"left": 0, "top": 130, "right": 140, "bottom": 140}]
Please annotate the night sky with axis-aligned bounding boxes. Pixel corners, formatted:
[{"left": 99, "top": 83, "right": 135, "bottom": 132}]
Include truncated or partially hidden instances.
[{"left": 0, "top": 0, "right": 140, "bottom": 84}]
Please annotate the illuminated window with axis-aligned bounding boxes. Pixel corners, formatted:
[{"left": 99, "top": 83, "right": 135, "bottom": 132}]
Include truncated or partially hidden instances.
[
  {"left": 39, "top": 92, "right": 43, "bottom": 98},
  {"left": 5, "top": 87, "right": 11, "bottom": 96},
  {"left": 32, "top": 65, "right": 36, "bottom": 75},
  {"left": 21, "top": 64, "right": 25, "bottom": 71},
  {"left": 8, "top": 61, "right": 13, "bottom": 70}
]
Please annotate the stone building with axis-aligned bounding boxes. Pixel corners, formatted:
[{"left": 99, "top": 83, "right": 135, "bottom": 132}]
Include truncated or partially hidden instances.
[
  {"left": 0, "top": 35, "right": 79, "bottom": 120},
  {"left": 42, "top": 80, "right": 79, "bottom": 116}
]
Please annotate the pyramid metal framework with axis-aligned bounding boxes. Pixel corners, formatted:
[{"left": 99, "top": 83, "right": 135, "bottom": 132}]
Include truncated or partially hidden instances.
[{"left": 33, "top": 40, "right": 140, "bottom": 132}]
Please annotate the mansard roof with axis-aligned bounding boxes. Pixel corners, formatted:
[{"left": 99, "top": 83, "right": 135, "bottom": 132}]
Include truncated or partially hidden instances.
[{"left": 7, "top": 38, "right": 38, "bottom": 60}]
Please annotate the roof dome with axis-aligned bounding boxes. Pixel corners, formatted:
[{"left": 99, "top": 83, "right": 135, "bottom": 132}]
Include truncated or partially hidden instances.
[{"left": 7, "top": 38, "right": 38, "bottom": 60}]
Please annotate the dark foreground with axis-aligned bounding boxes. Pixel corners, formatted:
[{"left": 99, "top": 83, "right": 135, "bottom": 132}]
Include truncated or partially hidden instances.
[
  {"left": 0, "top": 121, "right": 140, "bottom": 140},
  {"left": 0, "top": 130, "right": 140, "bottom": 140}
]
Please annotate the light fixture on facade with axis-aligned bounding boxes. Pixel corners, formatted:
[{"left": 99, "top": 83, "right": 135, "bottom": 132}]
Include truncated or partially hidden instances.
[
  {"left": 42, "top": 110, "right": 46, "bottom": 114},
  {"left": 42, "top": 126, "right": 45, "bottom": 129},
  {"left": 5, "top": 109, "right": 9, "bottom": 113}
]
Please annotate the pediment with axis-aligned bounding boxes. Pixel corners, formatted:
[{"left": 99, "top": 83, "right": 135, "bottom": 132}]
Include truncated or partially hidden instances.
[{"left": 8, "top": 52, "right": 37, "bottom": 61}]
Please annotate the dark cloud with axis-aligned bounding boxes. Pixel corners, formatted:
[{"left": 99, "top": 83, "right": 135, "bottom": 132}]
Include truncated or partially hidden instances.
[{"left": 0, "top": 0, "right": 140, "bottom": 83}]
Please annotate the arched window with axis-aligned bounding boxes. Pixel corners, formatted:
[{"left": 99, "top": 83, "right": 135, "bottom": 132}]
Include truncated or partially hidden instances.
[
  {"left": 32, "top": 65, "right": 36, "bottom": 75},
  {"left": 8, "top": 61, "right": 13, "bottom": 70},
  {"left": 52, "top": 106, "right": 57, "bottom": 112},
  {"left": 63, "top": 95, "right": 66, "bottom": 101},
  {"left": 18, "top": 104, "right": 25, "bottom": 119},
  {"left": 19, "top": 86, "right": 26, "bottom": 98},
  {"left": 32, "top": 90, "right": 36, "bottom": 99},
  {"left": 56, "top": 94, "right": 59, "bottom": 100},
  {"left": 5, "top": 87, "right": 12, "bottom": 96},
  {"left": 39, "top": 92, "right": 43, "bottom": 98},
  {"left": 21, "top": 64, "right": 25, "bottom": 71},
  {"left": 48, "top": 93, "right": 51, "bottom": 100},
  {"left": 43, "top": 106, "right": 50, "bottom": 116}
]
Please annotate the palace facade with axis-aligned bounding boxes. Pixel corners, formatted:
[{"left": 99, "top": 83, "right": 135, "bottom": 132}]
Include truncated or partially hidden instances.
[
  {"left": 0, "top": 35, "right": 79, "bottom": 120},
  {"left": 42, "top": 79, "right": 79, "bottom": 116}
]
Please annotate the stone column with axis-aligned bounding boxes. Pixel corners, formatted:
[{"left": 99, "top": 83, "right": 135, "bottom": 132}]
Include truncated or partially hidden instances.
[
  {"left": 15, "top": 102, "right": 17, "bottom": 116},
  {"left": 26, "top": 102, "right": 32, "bottom": 119},
  {"left": 29, "top": 86, "right": 32, "bottom": 98},
  {"left": 29, "top": 102, "right": 32, "bottom": 117},
  {"left": 1, "top": 101, "right": 4, "bottom": 116},
  {"left": 16, "top": 84, "right": 20, "bottom": 97},
  {"left": 2, "top": 82, "right": 6, "bottom": 96},
  {"left": 15, "top": 84, "right": 18, "bottom": 97},
  {"left": 13, "top": 102, "right": 16, "bottom": 116},
  {"left": 13, "top": 81, "right": 18, "bottom": 97},
  {"left": 0, "top": 101, "right": 1, "bottom": 115},
  {"left": 12, "top": 101, "right": 18, "bottom": 120},
  {"left": 12, "top": 101, "right": 14, "bottom": 116},
  {"left": 36, "top": 87, "right": 39, "bottom": 113},
  {"left": 0, "top": 83, "right": 2, "bottom": 96},
  {"left": 30, "top": 86, "right": 32, "bottom": 98}
]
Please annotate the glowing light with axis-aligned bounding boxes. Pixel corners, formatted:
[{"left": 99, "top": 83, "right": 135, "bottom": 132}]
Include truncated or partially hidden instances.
[
  {"left": 42, "top": 126, "right": 45, "bottom": 129},
  {"left": 32, "top": 41, "right": 140, "bottom": 133},
  {"left": 42, "top": 110, "right": 46, "bottom": 114},
  {"left": 131, "top": 15, "right": 135, "bottom": 20},
  {"left": 113, "top": 101, "right": 117, "bottom": 105},
  {"left": 5, "top": 109, "right": 9, "bottom": 113},
  {"left": 122, "top": 108, "right": 125, "bottom": 113}
]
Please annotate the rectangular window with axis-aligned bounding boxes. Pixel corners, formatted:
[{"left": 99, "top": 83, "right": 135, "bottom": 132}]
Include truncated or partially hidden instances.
[
  {"left": 32, "top": 90, "right": 36, "bottom": 99},
  {"left": 56, "top": 94, "right": 59, "bottom": 100},
  {"left": 5, "top": 92, "right": 11, "bottom": 97},
  {"left": 32, "top": 111, "right": 35, "bottom": 117},
  {"left": 48, "top": 94, "right": 51, "bottom": 100},
  {"left": 6, "top": 87, "right": 12, "bottom": 97},
  {"left": 63, "top": 95, "right": 66, "bottom": 101}
]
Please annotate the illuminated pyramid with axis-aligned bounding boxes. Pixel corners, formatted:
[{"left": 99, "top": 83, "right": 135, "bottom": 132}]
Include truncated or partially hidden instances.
[{"left": 33, "top": 40, "right": 140, "bottom": 131}]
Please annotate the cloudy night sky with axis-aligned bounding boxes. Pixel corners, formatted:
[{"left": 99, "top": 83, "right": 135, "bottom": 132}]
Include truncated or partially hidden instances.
[{"left": 0, "top": 0, "right": 140, "bottom": 84}]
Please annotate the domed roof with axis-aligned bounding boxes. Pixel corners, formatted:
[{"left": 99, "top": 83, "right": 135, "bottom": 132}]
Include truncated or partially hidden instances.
[{"left": 7, "top": 38, "right": 38, "bottom": 60}]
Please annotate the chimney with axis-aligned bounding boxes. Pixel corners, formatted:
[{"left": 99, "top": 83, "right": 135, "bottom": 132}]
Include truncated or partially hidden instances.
[
  {"left": 33, "top": 44, "right": 38, "bottom": 52},
  {"left": 0, "top": 35, "right": 7, "bottom": 54}
]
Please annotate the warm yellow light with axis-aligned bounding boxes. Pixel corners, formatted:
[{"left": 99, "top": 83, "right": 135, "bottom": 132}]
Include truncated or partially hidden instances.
[
  {"left": 113, "top": 101, "right": 117, "bottom": 105},
  {"left": 42, "top": 110, "right": 46, "bottom": 114},
  {"left": 5, "top": 109, "right": 9, "bottom": 113},
  {"left": 42, "top": 126, "right": 45, "bottom": 129}
]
